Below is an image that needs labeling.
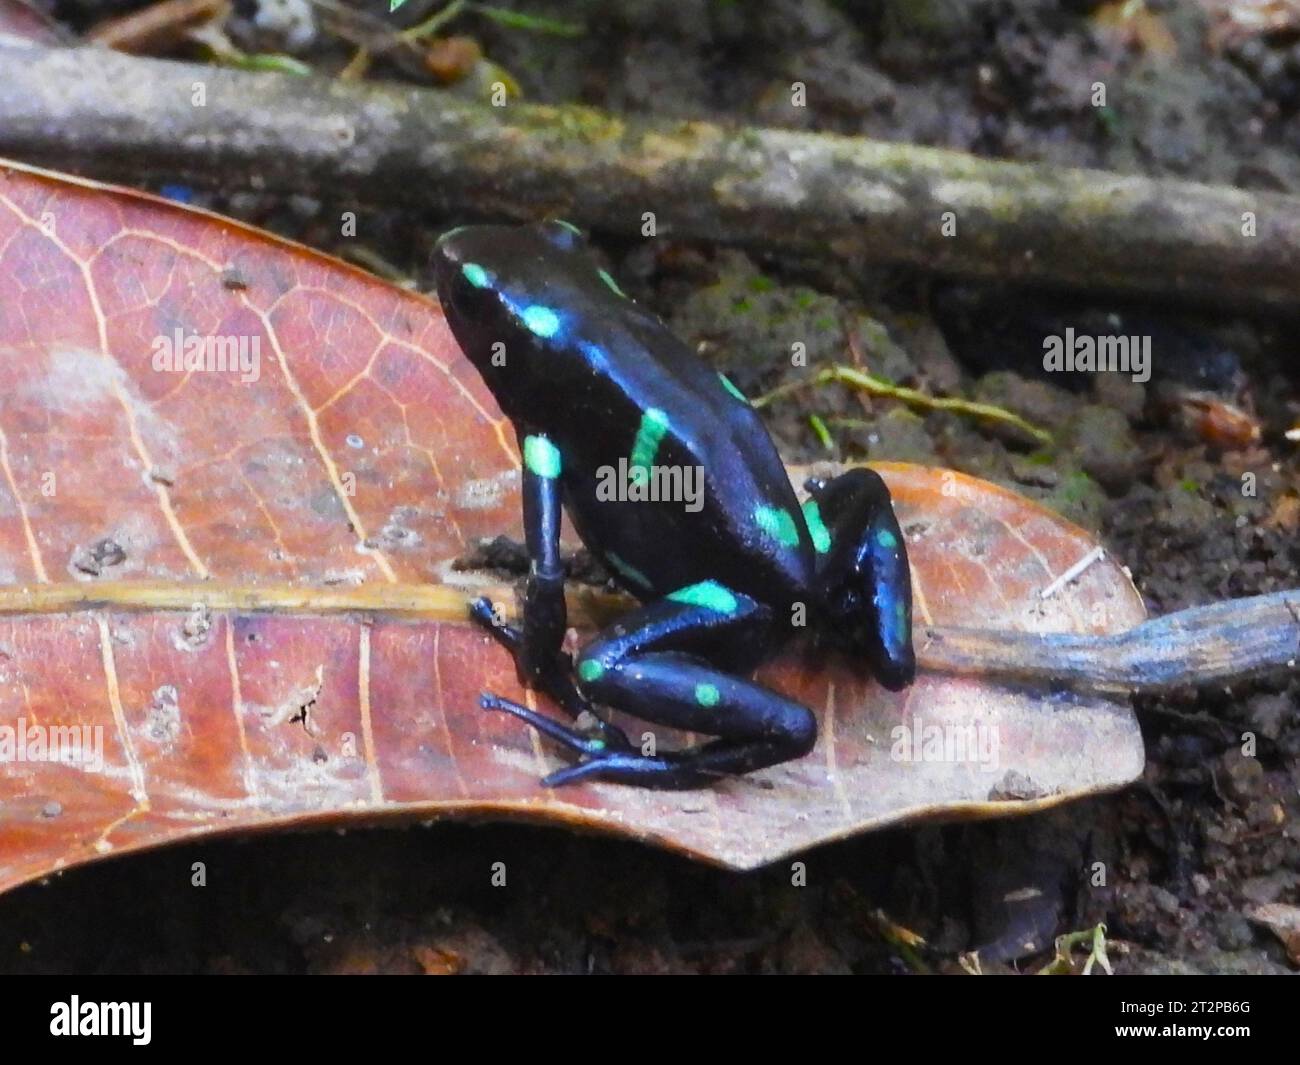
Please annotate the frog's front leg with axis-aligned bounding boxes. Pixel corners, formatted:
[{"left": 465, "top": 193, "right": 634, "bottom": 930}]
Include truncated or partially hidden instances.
[
  {"left": 804, "top": 467, "right": 915, "bottom": 689},
  {"left": 483, "top": 581, "right": 817, "bottom": 789},
  {"left": 471, "top": 434, "right": 567, "bottom": 680},
  {"left": 471, "top": 433, "right": 629, "bottom": 749}
]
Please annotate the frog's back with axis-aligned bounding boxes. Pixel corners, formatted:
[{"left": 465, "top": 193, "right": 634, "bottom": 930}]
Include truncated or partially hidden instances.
[
  {"left": 553, "top": 300, "right": 817, "bottom": 606},
  {"left": 433, "top": 220, "right": 816, "bottom": 604}
]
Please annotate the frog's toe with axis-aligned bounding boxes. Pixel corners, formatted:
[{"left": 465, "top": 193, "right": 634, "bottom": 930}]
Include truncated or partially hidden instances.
[
  {"left": 468, "top": 596, "right": 500, "bottom": 628},
  {"left": 542, "top": 752, "right": 713, "bottom": 790},
  {"left": 469, "top": 598, "right": 527, "bottom": 659},
  {"left": 479, "top": 691, "right": 611, "bottom": 757},
  {"left": 541, "top": 759, "right": 621, "bottom": 787}
]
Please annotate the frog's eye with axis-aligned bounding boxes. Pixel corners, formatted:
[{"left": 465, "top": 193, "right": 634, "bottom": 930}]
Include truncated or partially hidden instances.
[{"left": 535, "top": 218, "right": 585, "bottom": 252}]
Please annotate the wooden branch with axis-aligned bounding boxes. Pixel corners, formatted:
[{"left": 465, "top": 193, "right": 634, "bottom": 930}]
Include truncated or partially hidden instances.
[
  {"left": 0, "top": 580, "right": 1294, "bottom": 696},
  {"left": 2, "top": 42, "right": 1300, "bottom": 310},
  {"left": 920, "top": 589, "right": 1300, "bottom": 693}
]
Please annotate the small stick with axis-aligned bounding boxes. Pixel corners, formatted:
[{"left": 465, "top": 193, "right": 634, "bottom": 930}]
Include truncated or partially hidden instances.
[
  {"left": 1039, "top": 546, "right": 1107, "bottom": 600},
  {"left": 754, "top": 365, "right": 1054, "bottom": 445},
  {"left": 919, "top": 589, "right": 1300, "bottom": 694}
]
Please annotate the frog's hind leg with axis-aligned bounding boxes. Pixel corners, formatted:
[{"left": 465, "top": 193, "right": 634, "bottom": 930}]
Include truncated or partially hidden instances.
[{"left": 483, "top": 580, "right": 817, "bottom": 789}]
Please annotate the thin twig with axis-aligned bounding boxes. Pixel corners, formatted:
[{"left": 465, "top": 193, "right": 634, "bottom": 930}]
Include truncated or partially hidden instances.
[{"left": 754, "top": 364, "right": 1054, "bottom": 444}]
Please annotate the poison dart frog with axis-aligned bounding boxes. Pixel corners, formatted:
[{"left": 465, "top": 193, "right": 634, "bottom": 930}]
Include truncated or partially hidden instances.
[{"left": 432, "top": 220, "right": 915, "bottom": 788}]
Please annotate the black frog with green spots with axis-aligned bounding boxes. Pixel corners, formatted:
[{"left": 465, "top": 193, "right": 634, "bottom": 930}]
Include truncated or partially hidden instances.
[{"left": 432, "top": 220, "right": 914, "bottom": 788}]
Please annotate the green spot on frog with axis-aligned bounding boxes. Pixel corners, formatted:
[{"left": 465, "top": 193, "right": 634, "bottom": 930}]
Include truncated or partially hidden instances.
[
  {"left": 755, "top": 504, "right": 801, "bottom": 549},
  {"left": 801, "top": 499, "right": 832, "bottom": 554},
  {"left": 668, "top": 580, "right": 738, "bottom": 615},
  {"left": 597, "top": 268, "right": 627, "bottom": 298},
  {"left": 629, "top": 407, "right": 669, "bottom": 485},
  {"left": 719, "top": 373, "right": 748, "bottom": 404},
  {"left": 876, "top": 527, "right": 899, "bottom": 550},
  {"left": 462, "top": 262, "right": 492, "bottom": 289},
  {"left": 521, "top": 304, "right": 561, "bottom": 338},
  {"left": 694, "top": 683, "right": 721, "bottom": 707},
  {"left": 523, "top": 435, "right": 562, "bottom": 479},
  {"left": 578, "top": 659, "right": 605, "bottom": 683}
]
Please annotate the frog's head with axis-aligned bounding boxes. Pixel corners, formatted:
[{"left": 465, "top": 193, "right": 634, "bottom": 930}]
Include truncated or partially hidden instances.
[
  {"left": 808, "top": 469, "right": 916, "bottom": 691},
  {"left": 432, "top": 220, "right": 592, "bottom": 375}
]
